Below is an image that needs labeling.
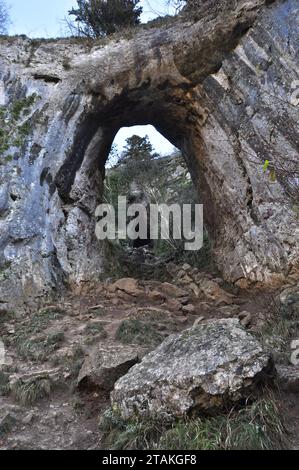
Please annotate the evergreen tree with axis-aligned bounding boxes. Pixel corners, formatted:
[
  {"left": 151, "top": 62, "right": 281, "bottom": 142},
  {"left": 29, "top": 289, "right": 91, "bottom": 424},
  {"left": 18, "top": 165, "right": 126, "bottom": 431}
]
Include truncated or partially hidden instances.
[
  {"left": 68, "top": 0, "right": 142, "bottom": 38},
  {"left": 118, "top": 135, "right": 159, "bottom": 190},
  {"left": 121, "top": 135, "right": 157, "bottom": 163}
]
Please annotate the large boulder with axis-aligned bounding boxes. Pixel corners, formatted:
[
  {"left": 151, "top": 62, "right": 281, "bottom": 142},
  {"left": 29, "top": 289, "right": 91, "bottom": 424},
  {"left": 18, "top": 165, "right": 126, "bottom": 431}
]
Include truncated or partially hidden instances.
[{"left": 111, "top": 319, "right": 274, "bottom": 421}]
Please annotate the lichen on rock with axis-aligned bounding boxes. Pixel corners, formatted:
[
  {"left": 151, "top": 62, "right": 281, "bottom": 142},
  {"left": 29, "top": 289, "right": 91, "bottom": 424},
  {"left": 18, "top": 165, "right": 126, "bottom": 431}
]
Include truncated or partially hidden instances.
[{"left": 111, "top": 318, "right": 275, "bottom": 421}]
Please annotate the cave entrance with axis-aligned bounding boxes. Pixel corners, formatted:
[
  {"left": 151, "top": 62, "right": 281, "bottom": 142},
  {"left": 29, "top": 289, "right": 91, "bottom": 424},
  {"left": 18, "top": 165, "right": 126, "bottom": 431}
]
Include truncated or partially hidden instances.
[{"left": 54, "top": 82, "right": 216, "bottom": 284}]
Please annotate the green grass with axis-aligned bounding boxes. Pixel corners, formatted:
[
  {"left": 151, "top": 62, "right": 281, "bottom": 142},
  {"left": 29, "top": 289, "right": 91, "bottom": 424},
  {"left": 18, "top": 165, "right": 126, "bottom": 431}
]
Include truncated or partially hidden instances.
[
  {"left": 84, "top": 321, "right": 107, "bottom": 337},
  {"left": 0, "top": 262, "right": 11, "bottom": 282},
  {"left": 84, "top": 321, "right": 108, "bottom": 346},
  {"left": 158, "top": 399, "right": 287, "bottom": 450},
  {"left": 100, "top": 396, "right": 288, "bottom": 450},
  {"left": 72, "top": 394, "right": 85, "bottom": 413},
  {"left": 257, "top": 295, "right": 299, "bottom": 364},
  {"left": 115, "top": 318, "right": 163, "bottom": 347},
  {"left": 0, "top": 93, "right": 39, "bottom": 160},
  {"left": 11, "top": 376, "right": 52, "bottom": 405},
  {"left": 153, "top": 231, "right": 212, "bottom": 271},
  {"left": 100, "top": 408, "right": 164, "bottom": 450},
  {"left": 10, "top": 308, "right": 65, "bottom": 362},
  {"left": 0, "top": 308, "right": 14, "bottom": 324},
  {"left": 90, "top": 308, "right": 106, "bottom": 317},
  {"left": 0, "top": 412, "right": 16, "bottom": 437},
  {"left": 16, "top": 331, "right": 65, "bottom": 362},
  {"left": 50, "top": 344, "right": 85, "bottom": 381},
  {"left": 14, "top": 308, "right": 64, "bottom": 336},
  {"left": 0, "top": 371, "right": 10, "bottom": 396}
]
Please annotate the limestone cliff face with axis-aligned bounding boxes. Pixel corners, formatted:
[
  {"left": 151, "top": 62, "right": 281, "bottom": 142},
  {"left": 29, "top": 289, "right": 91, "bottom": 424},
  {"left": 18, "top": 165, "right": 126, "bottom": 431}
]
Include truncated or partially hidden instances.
[{"left": 0, "top": 0, "right": 298, "bottom": 310}]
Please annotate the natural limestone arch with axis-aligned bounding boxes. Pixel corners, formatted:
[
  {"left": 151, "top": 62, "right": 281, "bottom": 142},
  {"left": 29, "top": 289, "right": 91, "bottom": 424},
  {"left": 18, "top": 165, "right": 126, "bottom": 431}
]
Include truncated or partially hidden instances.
[{"left": 0, "top": 0, "right": 298, "bottom": 311}]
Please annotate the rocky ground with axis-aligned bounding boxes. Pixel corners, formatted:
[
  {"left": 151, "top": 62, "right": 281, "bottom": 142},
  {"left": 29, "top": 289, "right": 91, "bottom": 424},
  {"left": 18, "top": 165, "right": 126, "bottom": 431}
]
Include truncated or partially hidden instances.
[{"left": 0, "top": 255, "right": 298, "bottom": 450}]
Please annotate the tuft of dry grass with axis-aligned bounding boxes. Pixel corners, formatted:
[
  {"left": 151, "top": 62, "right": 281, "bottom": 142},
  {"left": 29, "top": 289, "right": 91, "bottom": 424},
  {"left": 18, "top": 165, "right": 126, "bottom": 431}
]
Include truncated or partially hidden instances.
[
  {"left": 100, "top": 394, "right": 289, "bottom": 450},
  {"left": 11, "top": 376, "right": 52, "bottom": 405}
]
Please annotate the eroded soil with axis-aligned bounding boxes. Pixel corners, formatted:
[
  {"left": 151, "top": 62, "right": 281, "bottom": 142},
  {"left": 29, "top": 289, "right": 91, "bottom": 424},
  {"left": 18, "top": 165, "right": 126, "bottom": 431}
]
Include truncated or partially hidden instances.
[{"left": 0, "top": 260, "right": 298, "bottom": 450}]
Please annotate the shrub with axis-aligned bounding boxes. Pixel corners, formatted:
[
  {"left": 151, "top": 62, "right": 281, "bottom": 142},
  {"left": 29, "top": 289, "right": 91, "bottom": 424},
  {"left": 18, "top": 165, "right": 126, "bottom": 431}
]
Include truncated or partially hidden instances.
[
  {"left": 68, "top": 0, "right": 143, "bottom": 38},
  {"left": 11, "top": 376, "right": 52, "bottom": 405}
]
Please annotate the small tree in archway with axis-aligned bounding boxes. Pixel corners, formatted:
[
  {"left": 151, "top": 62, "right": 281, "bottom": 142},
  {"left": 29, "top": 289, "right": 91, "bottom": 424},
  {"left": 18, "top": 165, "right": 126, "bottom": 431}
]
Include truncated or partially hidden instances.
[{"left": 68, "top": 0, "right": 143, "bottom": 38}]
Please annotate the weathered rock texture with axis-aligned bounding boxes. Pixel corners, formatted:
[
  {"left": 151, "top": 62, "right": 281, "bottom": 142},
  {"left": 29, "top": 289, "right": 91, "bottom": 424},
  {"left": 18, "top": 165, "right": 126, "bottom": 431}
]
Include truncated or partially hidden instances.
[
  {"left": 111, "top": 318, "right": 274, "bottom": 420},
  {"left": 277, "top": 365, "right": 299, "bottom": 394},
  {"left": 0, "top": 0, "right": 298, "bottom": 309},
  {"left": 77, "top": 344, "right": 140, "bottom": 392}
]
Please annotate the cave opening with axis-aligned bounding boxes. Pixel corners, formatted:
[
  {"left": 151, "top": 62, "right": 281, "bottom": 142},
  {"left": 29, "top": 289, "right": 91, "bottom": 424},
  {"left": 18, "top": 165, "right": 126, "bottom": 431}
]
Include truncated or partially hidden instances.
[
  {"left": 54, "top": 83, "right": 216, "bottom": 283},
  {"left": 98, "top": 124, "right": 211, "bottom": 280}
]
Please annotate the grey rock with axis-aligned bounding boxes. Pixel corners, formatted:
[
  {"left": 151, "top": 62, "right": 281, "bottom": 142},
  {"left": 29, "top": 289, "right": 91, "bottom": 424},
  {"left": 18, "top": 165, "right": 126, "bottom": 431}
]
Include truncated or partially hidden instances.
[
  {"left": 277, "top": 366, "right": 299, "bottom": 394},
  {"left": 238, "top": 311, "right": 252, "bottom": 328},
  {"left": 112, "top": 319, "right": 274, "bottom": 421},
  {"left": 22, "top": 411, "right": 35, "bottom": 425},
  {"left": 0, "top": 183, "right": 9, "bottom": 216},
  {"left": 182, "top": 304, "right": 196, "bottom": 314},
  {"left": 0, "top": 412, "right": 17, "bottom": 437},
  {"left": 279, "top": 286, "right": 299, "bottom": 317},
  {"left": 77, "top": 344, "right": 140, "bottom": 392}
]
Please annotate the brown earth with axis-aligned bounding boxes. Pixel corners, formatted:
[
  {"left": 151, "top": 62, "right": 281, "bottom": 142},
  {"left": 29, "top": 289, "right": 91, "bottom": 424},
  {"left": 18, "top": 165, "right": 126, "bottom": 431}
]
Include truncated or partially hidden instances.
[{"left": 0, "top": 261, "right": 298, "bottom": 450}]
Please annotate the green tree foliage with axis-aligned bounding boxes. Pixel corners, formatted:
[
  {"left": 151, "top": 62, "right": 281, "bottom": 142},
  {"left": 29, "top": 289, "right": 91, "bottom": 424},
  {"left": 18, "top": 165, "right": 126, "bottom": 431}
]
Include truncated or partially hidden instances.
[
  {"left": 120, "top": 134, "right": 158, "bottom": 163},
  {"left": 0, "top": 0, "right": 9, "bottom": 35},
  {"left": 118, "top": 134, "right": 159, "bottom": 188},
  {"left": 0, "top": 94, "right": 38, "bottom": 163},
  {"left": 104, "top": 135, "right": 159, "bottom": 206},
  {"left": 0, "top": 93, "right": 38, "bottom": 165},
  {"left": 68, "top": 0, "right": 143, "bottom": 38}
]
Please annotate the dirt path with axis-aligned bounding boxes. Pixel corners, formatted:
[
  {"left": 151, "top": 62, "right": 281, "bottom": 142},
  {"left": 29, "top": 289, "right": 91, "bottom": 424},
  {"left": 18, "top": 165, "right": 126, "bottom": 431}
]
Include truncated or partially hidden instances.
[{"left": 0, "top": 262, "right": 298, "bottom": 449}]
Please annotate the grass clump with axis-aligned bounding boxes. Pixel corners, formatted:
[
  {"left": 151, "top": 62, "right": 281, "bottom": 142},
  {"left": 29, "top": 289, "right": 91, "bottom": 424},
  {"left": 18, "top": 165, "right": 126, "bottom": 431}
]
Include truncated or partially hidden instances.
[
  {"left": 159, "top": 399, "right": 287, "bottom": 451},
  {"left": 100, "top": 407, "right": 164, "bottom": 450},
  {"left": 90, "top": 308, "right": 106, "bottom": 317},
  {"left": 50, "top": 344, "right": 85, "bottom": 380},
  {"left": 10, "top": 308, "right": 65, "bottom": 362},
  {"left": 11, "top": 376, "right": 51, "bottom": 405},
  {"left": 17, "top": 331, "right": 65, "bottom": 362},
  {"left": 14, "top": 308, "right": 63, "bottom": 337},
  {"left": 100, "top": 396, "right": 288, "bottom": 450},
  {"left": 0, "top": 413, "right": 17, "bottom": 437},
  {"left": 258, "top": 295, "right": 299, "bottom": 364},
  {"left": 115, "top": 318, "right": 163, "bottom": 347},
  {"left": 84, "top": 321, "right": 108, "bottom": 346},
  {"left": 84, "top": 321, "right": 107, "bottom": 337},
  {"left": 0, "top": 371, "right": 10, "bottom": 396}
]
